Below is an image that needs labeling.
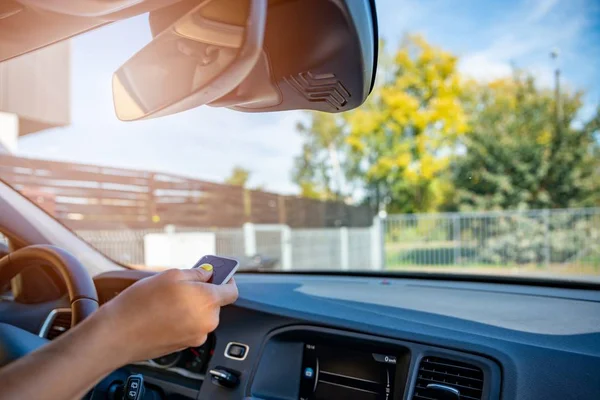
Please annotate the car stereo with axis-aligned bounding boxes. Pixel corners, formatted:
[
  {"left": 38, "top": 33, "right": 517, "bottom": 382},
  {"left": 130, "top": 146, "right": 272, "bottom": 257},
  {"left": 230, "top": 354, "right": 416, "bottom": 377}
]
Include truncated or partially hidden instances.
[
  {"left": 249, "top": 327, "right": 410, "bottom": 400},
  {"left": 299, "top": 342, "right": 398, "bottom": 400}
]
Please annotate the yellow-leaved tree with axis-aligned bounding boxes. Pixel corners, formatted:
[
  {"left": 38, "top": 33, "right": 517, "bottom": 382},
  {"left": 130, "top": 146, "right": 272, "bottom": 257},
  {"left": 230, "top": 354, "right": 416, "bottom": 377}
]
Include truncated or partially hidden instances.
[
  {"left": 292, "top": 35, "right": 469, "bottom": 212},
  {"left": 345, "top": 35, "right": 469, "bottom": 212}
]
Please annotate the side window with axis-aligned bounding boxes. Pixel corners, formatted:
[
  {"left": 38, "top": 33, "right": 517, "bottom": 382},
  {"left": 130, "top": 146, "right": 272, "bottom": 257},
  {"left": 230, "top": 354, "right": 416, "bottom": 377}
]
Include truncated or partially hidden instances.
[
  {"left": 0, "top": 232, "right": 8, "bottom": 252},
  {"left": 0, "top": 233, "right": 9, "bottom": 295}
]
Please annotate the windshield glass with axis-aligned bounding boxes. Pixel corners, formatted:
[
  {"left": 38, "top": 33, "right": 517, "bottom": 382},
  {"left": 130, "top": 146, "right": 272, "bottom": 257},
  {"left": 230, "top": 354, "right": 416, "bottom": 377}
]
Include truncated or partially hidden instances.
[{"left": 1, "top": 0, "right": 598, "bottom": 281}]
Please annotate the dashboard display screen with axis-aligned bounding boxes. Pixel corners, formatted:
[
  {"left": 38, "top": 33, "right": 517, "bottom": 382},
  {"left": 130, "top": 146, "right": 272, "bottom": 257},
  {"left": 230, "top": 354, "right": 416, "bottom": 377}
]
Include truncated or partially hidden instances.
[{"left": 299, "top": 343, "right": 397, "bottom": 400}]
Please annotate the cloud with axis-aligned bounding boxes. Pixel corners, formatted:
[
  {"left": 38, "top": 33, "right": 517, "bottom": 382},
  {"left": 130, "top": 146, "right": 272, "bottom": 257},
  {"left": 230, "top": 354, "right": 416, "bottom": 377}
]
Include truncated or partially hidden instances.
[
  {"left": 459, "top": 55, "right": 512, "bottom": 82},
  {"left": 459, "top": 54, "right": 556, "bottom": 89},
  {"left": 456, "top": 0, "right": 595, "bottom": 91},
  {"left": 526, "top": 0, "right": 560, "bottom": 23},
  {"left": 376, "top": 0, "right": 596, "bottom": 99}
]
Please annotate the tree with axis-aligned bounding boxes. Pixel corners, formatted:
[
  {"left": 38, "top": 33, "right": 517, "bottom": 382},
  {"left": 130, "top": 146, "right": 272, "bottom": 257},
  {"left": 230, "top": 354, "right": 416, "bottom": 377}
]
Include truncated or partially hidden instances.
[
  {"left": 347, "top": 35, "right": 469, "bottom": 213},
  {"left": 291, "top": 112, "right": 350, "bottom": 201},
  {"left": 450, "top": 73, "right": 600, "bottom": 211},
  {"left": 292, "top": 35, "right": 599, "bottom": 213},
  {"left": 225, "top": 166, "right": 250, "bottom": 187},
  {"left": 293, "top": 35, "right": 469, "bottom": 212}
]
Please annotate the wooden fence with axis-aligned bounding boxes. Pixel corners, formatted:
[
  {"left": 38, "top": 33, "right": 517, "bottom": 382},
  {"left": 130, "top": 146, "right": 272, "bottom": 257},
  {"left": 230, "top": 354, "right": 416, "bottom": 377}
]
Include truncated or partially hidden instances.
[{"left": 0, "top": 155, "right": 373, "bottom": 229}]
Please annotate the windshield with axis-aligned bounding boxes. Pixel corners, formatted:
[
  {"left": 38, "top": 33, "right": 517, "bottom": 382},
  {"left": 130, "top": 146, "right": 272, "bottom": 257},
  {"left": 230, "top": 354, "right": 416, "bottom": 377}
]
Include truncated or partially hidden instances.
[{"left": 1, "top": 0, "right": 598, "bottom": 282}]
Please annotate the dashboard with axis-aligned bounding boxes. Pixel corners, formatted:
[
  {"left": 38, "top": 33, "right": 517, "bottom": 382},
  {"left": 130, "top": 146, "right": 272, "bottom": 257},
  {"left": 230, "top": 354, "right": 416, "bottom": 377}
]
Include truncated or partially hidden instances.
[
  {"left": 137, "top": 337, "right": 213, "bottom": 381},
  {"left": 11, "top": 271, "right": 600, "bottom": 399}
]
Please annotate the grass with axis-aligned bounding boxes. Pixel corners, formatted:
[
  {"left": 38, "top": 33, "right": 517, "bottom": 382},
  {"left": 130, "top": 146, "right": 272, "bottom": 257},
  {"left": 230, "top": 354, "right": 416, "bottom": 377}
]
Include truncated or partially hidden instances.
[
  {"left": 385, "top": 242, "right": 600, "bottom": 273},
  {"left": 386, "top": 262, "right": 600, "bottom": 277}
]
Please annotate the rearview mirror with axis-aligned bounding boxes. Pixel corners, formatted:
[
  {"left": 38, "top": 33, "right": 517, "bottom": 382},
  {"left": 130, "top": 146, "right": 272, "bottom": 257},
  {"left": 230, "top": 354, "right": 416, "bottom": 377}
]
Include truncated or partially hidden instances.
[
  {"left": 113, "top": 0, "right": 378, "bottom": 120},
  {"left": 113, "top": 0, "right": 267, "bottom": 121}
]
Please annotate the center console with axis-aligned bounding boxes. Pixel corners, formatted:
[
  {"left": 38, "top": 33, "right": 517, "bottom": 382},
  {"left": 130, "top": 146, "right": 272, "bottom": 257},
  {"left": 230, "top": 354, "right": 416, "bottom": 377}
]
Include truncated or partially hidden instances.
[
  {"left": 298, "top": 341, "right": 403, "bottom": 400},
  {"left": 247, "top": 326, "right": 499, "bottom": 400}
]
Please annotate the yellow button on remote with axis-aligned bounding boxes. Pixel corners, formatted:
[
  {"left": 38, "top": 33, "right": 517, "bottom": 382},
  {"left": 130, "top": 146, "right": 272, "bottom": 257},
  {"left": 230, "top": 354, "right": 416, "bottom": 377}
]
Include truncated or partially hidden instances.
[{"left": 199, "top": 263, "right": 213, "bottom": 271}]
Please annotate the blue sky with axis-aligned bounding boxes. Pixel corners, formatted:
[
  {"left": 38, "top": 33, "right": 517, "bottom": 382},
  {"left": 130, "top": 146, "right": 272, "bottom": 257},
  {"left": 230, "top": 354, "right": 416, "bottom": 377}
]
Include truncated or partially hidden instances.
[{"left": 18, "top": 0, "right": 600, "bottom": 194}]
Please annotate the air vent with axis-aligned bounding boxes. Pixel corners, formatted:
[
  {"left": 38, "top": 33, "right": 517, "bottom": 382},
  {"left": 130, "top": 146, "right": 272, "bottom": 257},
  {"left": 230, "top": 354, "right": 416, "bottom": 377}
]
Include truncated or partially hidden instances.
[
  {"left": 39, "top": 309, "right": 71, "bottom": 340},
  {"left": 413, "top": 356, "right": 484, "bottom": 400}
]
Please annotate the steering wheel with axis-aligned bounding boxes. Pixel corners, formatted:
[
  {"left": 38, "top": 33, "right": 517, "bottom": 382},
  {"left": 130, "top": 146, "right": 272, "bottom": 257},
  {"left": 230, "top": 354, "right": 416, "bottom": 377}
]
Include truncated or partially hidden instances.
[
  {"left": 0, "top": 245, "right": 99, "bottom": 367},
  {"left": 0, "top": 245, "right": 99, "bottom": 324}
]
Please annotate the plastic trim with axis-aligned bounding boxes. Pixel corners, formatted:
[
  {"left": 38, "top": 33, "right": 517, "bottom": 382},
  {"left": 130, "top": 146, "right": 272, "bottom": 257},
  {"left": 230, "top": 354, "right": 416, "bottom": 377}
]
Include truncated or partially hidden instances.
[
  {"left": 248, "top": 325, "right": 501, "bottom": 400},
  {"left": 38, "top": 308, "right": 71, "bottom": 339},
  {"left": 134, "top": 360, "right": 205, "bottom": 381},
  {"left": 225, "top": 341, "right": 250, "bottom": 361}
]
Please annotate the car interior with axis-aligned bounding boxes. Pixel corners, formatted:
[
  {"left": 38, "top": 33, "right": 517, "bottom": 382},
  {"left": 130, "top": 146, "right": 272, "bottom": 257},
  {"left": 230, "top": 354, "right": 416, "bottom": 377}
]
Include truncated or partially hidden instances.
[{"left": 0, "top": 1, "right": 599, "bottom": 400}]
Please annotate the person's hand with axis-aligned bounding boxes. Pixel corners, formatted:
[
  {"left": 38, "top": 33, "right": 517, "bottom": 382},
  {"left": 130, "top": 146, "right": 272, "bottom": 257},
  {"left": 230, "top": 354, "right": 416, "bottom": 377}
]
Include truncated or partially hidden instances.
[{"left": 93, "top": 268, "right": 238, "bottom": 365}]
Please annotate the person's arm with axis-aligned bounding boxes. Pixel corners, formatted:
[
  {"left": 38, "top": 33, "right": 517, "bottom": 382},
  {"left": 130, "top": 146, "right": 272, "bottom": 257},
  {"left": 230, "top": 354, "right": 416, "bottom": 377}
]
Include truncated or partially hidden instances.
[{"left": 0, "top": 267, "right": 238, "bottom": 400}]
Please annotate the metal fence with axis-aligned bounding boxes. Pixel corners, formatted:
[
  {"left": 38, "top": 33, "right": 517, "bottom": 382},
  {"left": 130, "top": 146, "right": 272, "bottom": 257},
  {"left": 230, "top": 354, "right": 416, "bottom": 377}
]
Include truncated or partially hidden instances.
[
  {"left": 290, "top": 227, "right": 373, "bottom": 270},
  {"left": 75, "top": 208, "right": 600, "bottom": 273},
  {"left": 76, "top": 223, "right": 378, "bottom": 271},
  {"left": 76, "top": 227, "right": 247, "bottom": 266},
  {"left": 384, "top": 208, "right": 600, "bottom": 271}
]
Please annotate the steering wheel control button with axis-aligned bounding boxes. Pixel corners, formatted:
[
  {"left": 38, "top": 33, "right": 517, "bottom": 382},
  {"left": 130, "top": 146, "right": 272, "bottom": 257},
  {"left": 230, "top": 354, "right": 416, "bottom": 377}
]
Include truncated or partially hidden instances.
[
  {"left": 225, "top": 342, "right": 249, "bottom": 360},
  {"left": 209, "top": 367, "right": 240, "bottom": 388},
  {"left": 124, "top": 374, "right": 144, "bottom": 400}
]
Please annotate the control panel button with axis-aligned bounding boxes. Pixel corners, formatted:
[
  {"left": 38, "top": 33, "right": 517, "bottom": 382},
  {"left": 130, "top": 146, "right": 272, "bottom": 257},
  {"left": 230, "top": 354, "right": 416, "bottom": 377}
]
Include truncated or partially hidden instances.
[
  {"left": 225, "top": 342, "right": 249, "bottom": 360},
  {"left": 228, "top": 345, "right": 246, "bottom": 358},
  {"left": 123, "top": 374, "right": 144, "bottom": 400},
  {"left": 304, "top": 367, "right": 314, "bottom": 378},
  {"left": 209, "top": 367, "right": 240, "bottom": 388}
]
